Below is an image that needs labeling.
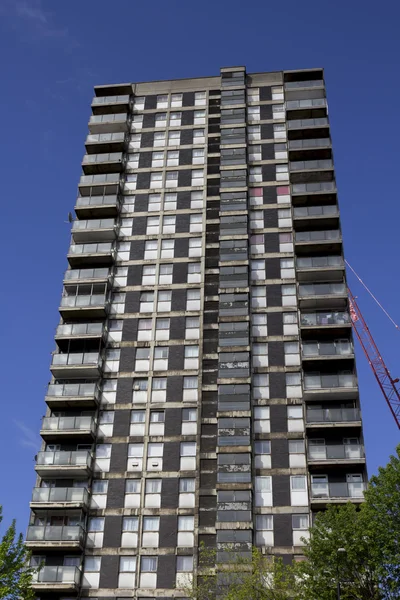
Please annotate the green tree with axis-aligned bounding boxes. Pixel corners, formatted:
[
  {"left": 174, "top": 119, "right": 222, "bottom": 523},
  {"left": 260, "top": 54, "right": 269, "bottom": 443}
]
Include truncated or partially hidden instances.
[{"left": 0, "top": 506, "right": 35, "bottom": 600}]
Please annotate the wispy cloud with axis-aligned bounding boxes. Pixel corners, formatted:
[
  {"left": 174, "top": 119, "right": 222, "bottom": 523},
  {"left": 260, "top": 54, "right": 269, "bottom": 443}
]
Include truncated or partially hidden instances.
[
  {"left": 14, "top": 420, "right": 41, "bottom": 451},
  {"left": 15, "top": 1, "right": 48, "bottom": 24}
]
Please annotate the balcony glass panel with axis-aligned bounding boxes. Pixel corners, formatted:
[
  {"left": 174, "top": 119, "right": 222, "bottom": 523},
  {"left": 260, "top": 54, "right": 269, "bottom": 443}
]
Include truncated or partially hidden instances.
[
  {"left": 56, "top": 323, "right": 104, "bottom": 337},
  {"left": 79, "top": 174, "right": 120, "bottom": 185},
  {"left": 300, "top": 311, "right": 350, "bottom": 326},
  {"left": 60, "top": 294, "right": 107, "bottom": 308},
  {"left": 42, "top": 416, "right": 95, "bottom": 432},
  {"left": 299, "top": 282, "right": 346, "bottom": 296},
  {"left": 289, "top": 138, "right": 331, "bottom": 149},
  {"left": 302, "top": 340, "right": 353, "bottom": 357},
  {"left": 295, "top": 230, "right": 340, "bottom": 242},
  {"left": 92, "top": 95, "right": 130, "bottom": 105},
  {"left": 292, "top": 181, "right": 336, "bottom": 193},
  {"left": 286, "top": 98, "right": 326, "bottom": 109},
  {"left": 69, "top": 242, "right": 113, "bottom": 255},
  {"left": 311, "top": 482, "right": 365, "bottom": 498},
  {"left": 33, "top": 566, "right": 80, "bottom": 584},
  {"left": 72, "top": 218, "right": 116, "bottom": 231},
  {"left": 27, "top": 526, "right": 84, "bottom": 543},
  {"left": 89, "top": 113, "right": 127, "bottom": 124},
  {"left": 36, "top": 450, "right": 92, "bottom": 466},
  {"left": 308, "top": 444, "right": 364, "bottom": 460},
  {"left": 304, "top": 372, "right": 357, "bottom": 389},
  {"left": 82, "top": 152, "right": 123, "bottom": 164},
  {"left": 297, "top": 256, "right": 343, "bottom": 270},
  {"left": 287, "top": 118, "right": 329, "bottom": 129},
  {"left": 51, "top": 353, "right": 100, "bottom": 367},
  {"left": 293, "top": 205, "right": 338, "bottom": 217},
  {"left": 306, "top": 408, "right": 360, "bottom": 423},
  {"left": 86, "top": 132, "right": 125, "bottom": 144},
  {"left": 31, "top": 487, "right": 89, "bottom": 504},
  {"left": 47, "top": 382, "right": 98, "bottom": 398},
  {"left": 64, "top": 268, "right": 110, "bottom": 281},
  {"left": 285, "top": 80, "right": 324, "bottom": 89},
  {"left": 290, "top": 159, "right": 333, "bottom": 171},
  {"left": 76, "top": 194, "right": 119, "bottom": 207}
]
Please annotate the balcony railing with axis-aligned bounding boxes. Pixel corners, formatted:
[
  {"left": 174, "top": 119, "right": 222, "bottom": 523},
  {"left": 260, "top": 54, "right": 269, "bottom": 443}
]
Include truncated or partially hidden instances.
[
  {"left": 304, "top": 372, "right": 357, "bottom": 390},
  {"left": 289, "top": 138, "right": 331, "bottom": 150},
  {"left": 311, "top": 482, "right": 365, "bottom": 499},
  {"left": 92, "top": 94, "right": 130, "bottom": 105},
  {"left": 297, "top": 256, "right": 343, "bottom": 270},
  {"left": 302, "top": 340, "right": 353, "bottom": 358},
  {"left": 79, "top": 173, "right": 120, "bottom": 186},
  {"left": 51, "top": 352, "right": 101, "bottom": 369},
  {"left": 72, "top": 218, "right": 116, "bottom": 232},
  {"left": 286, "top": 98, "right": 326, "bottom": 109},
  {"left": 76, "top": 194, "right": 120, "bottom": 208},
  {"left": 295, "top": 230, "right": 340, "bottom": 243},
  {"left": 26, "top": 525, "right": 84, "bottom": 544},
  {"left": 60, "top": 294, "right": 108, "bottom": 309},
  {"left": 68, "top": 242, "right": 114, "bottom": 257},
  {"left": 82, "top": 152, "right": 123, "bottom": 165},
  {"left": 292, "top": 181, "right": 336, "bottom": 194},
  {"left": 31, "top": 487, "right": 89, "bottom": 505},
  {"left": 308, "top": 444, "right": 364, "bottom": 461},
  {"left": 41, "top": 416, "right": 96, "bottom": 435},
  {"left": 64, "top": 267, "right": 110, "bottom": 282},
  {"left": 285, "top": 79, "right": 324, "bottom": 89},
  {"left": 287, "top": 117, "right": 329, "bottom": 130},
  {"left": 47, "top": 382, "right": 99, "bottom": 399},
  {"left": 300, "top": 311, "right": 351, "bottom": 327},
  {"left": 290, "top": 159, "right": 333, "bottom": 171},
  {"left": 36, "top": 450, "right": 92, "bottom": 468},
  {"left": 306, "top": 408, "right": 361, "bottom": 424},
  {"left": 89, "top": 113, "right": 127, "bottom": 125},
  {"left": 299, "top": 282, "right": 347, "bottom": 297},
  {"left": 85, "top": 132, "right": 126, "bottom": 145},
  {"left": 33, "top": 566, "right": 81, "bottom": 585},
  {"left": 56, "top": 322, "right": 104, "bottom": 337},
  {"left": 293, "top": 205, "right": 338, "bottom": 218}
]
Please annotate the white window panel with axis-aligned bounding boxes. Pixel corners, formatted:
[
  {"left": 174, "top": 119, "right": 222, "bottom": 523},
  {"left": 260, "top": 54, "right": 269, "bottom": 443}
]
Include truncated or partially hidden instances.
[
  {"left": 247, "top": 106, "right": 260, "bottom": 121},
  {"left": 139, "top": 292, "right": 154, "bottom": 313},
  {"left": 131, "top": 114, "right": 143, "bottom": 130},
  {"left": 171, "top": 94, "right": 183, "bottom": 107},
  {"left": 177, "top": 515, "right": 195, "bottom": 547},
  {"left": 125, "top": 480, "right": 141, "bottom": 508},
  {"left": 151, "top": 377, "right": 167, "bottom": 403},
  {"left": 290, "top": 475, "right": 308, "bottom": 506},
  {"left": 132, "top": 379, "right": 148, "bottom": 404},
  {"left": 168, "top": 130, "right": 180, "bottom": 146},
  {"left": 286, "top": 373, "right": 302, "bottom": 400},
  {"left": 249, "top": 167, "right": 262, "bottom": 184},
  {"left": 156, "top": 95, "right": 168, "bottom": 109},
  {"left": 153, "top": 346, "right": 169, "bottom": 370},
  {"left": 252, "top": 313, "right": 267, "bottom": 337},
  {"left": 137, "top": 318, "right": 152, "bottom": 342},
  {"left": 281, "top": 258, "right": 295, "bottom": 279},
  {"left": 247, "top": 88, "right": 260, "bottom": 103},
  {"left": 151, "top": 151, "right": 164, "bottom": 168},
  {"left": 288, "top": 404, "right": 304, "bottom": 431},
  {"left": 279, "top": 232, "right": 294, "bottom": 253},
  {"left": 191, "top": 169, "right": 204, "bottom": 187},
  {"left": 119, "top": 218, "right": 133, "bottom": 237},
  {"left": 162, "top": 215, "right": 176, "bottom": 234},
  {"left": 155, "top": 318, "right": 170, "bottom": 341},
  {"left": 272, "top": 86, "right": 284, "bottom": 101},
  {"left": 158, "top": 264, "right": 173, "bottom": 285},
  {"left": 252, "top": 343, "right": 268, "bottom": 367},
  {"left": 94, "top": 444, "right": 111, "bottom": 473},
  {"left": 283, "top": 312, "right": 299, "bottom": 336},
  {"left": 121, "top": 517, "right": 139, "bottom": 548},
  {"left": 170, "top": 111, "right": 182, "bottom": 126},
  {"left": 284, "top": 341, "right": 301, "bottom": 367},
  {"left": 121, "top": 197, "right": 135, "bottom": 214},
  {"left": 134, "top": 96, "right": 145, "bottom": 110},
  {"left": 149, "top": 410, "right": 165, "bottom": 436},
  {"left": 101, "top": 379, "right": 117, "bottom": 405},
  {"left": 179, "top": 478, "right": 196, "bottom": 507},
  {"left": 125, "top": 174, "right": 137, "bottom": 191},
  {"left": 140, "top": 557, "right": 157, "bottom": 589},
  {"left": 150, "top": 172, "right": 163, "bottom": 189},
  {"left": 189, "top": 238, "right": 202, "bottom": 257},
  {"left": 127, "top": 153, "right": 139, "bottom": 169},
  {"left": 108, "top": 319, "right": 123, "bottom": 344},
  {"left": 147, "top": 442, "right": 163, "bottom": 471},
  {"left": 248, "top": 125, "right": 261, "bottom": 141},
  {"left": 193, "top": 129, "right": 205, "bottom": 144},
  {"left": 161, "top": 239, "right": 174, "bottom": 258},
  {"left": 289, "top": 440, "right": 306, "bottom": 468},
  {"left": 190, "top": 213, "right": 203, "bottom": 233},
  {"left": 144, "top": 479, "right": 161, "bottom": 508},
  {"left": 82, "top": 556, "right": 101, "bottom": 589},
  {"left": 110, "top": 292, "right": 125, "bottom": 315},
  {"left": 186, "top": 289, "right": 201, "bottom": 311},
  {"left": 146, "top": 216, "right": 160, "bottom": 235},
  {"left": 194, "top": 91, "right": 207, "bottom": 106},
  {"left": 194, "top": 110, "right": 206, "bottom": 125},
  {"left": 166, "top": 171, "right": 178, "bottom": 188},
  {"left": 188, "top": 262, "right": 201, "bottom": 283},
  {"left": 248, "top": 144, "right": 261, "bottom": 161},
  {"left": 273, "top": 123, "right": 286, "bottom": 140},
  {"left": 182, "top": 408, "right": 197, "bottom": 435},
  {"left": 276, "top": 164, "right": 289, "bottom": 182},
  {"left": 250, "top": 234, "right": 264, "bottom": 255},
  {"left": 91, "top": 480, "right": 108, "bottom": 509},
  {"left": 293, "top": 514, "right": 310, "bottom": 545},
  {"left": 255, "top": 514, "right": 273, "bottom": 546},
  {"left": 254, "top": 406, "right": 270, "bottom": 433},
  {"left": 278, "top": 208, "right": 292, "bottom": 228},
  {"left": 118, "top": 556, "right": 136, "bottom": 589},
  {"left": 249, "top": 187, "right": 263, "bottom": 206},
  {"left": 142, "top": 264, "right": 156, "bottom": 286},
  {"left": 180, "top": 442, "right": 196, "bottom": 470},
  {"left": 167, "top": 150, "right": 179, "bottom": 166},
  {"left": 277, "top": 185, "right": 291, "bottom": 204},
  {"left": 157, "top": 290, "right": 172, "bottom": 312},
  {"left": 184, "top": 345, "right": 199, "bottom": 370},
  {"left": 251, "top": 286, "right": 267, "bottom": 309},
  {"left": 250, "top": 210, "right": 264, "bottom": 229},
  {"left": 273, "top": 104, "right": 285, "bottom": 119},
  {"left": 253, "top": 374, "right": 269, "bottom": 399},
  {"left": 154, "top": 131, "right": 166, "bottom": 147},
  {"left": 144, "top": 240, "right": 158, "bottom": 260},
  {"left": 183, "top": 376, "right": 198, "bottom": 402},
  {"left": 155, "top": 113, "right": 167, "bottom": 127},
  {"left": 254, "top": 440, "right": 271, "bottom": 468},
  {"left": 251, "top": 259, "right": 265, "bottom": 281},
  {"left": 185, "top": 316, "right": 200, "bottom": 340},
  {"left": 135, "top": 348, "right": 150, "bottom": 372},
  {"left": 129, "top": 134, "right": 141, "bottom": 149},
  {"left": 190, "top": 191, "right": 203, "bottom": 209},
  {"left": 282, "top": 284, "right": 297, "bottom": 307},
  {"left": 274, "top": 142, "right": 288, "bottom": 160},
  {"left": 164, "top": 192, "right": 177, "bottom": 210},
  {"left": 142, "top": 517, "right": 160, "bottom": 550},
  {"left": 254, "top": 476, "right": 272, "bottom": 506},
  {"left": 148, "top": 193, "right": 161, "bottom": 212},
  {"left": 192, "top": 148, "right": 205, "bottom": 165},
  {"left": 130, "top": 410, "right": 146, "bottom": 436},
  {"left": 104, "top": 348, "right": 120, "bottom": 373},
  {"left": 116, "top": 240, "right": 130, "bottom": 261}
]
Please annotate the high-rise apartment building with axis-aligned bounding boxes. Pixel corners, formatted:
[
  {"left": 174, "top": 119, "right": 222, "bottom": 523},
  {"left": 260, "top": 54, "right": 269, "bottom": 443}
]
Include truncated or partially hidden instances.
[{"left": 27, "top": 65, "right": 366, "bottom": 598}]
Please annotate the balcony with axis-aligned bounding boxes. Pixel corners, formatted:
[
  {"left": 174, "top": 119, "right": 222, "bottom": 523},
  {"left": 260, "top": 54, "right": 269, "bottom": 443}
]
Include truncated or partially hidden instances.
[
  {"left": 311, "top": 482, "right": 365, "bottom": 503},
  {"left": 296, "top": 256, "right": 345, "bottom": 282},
  {"left": 91, "top": 94, "right": 130, "bottom": 113},
  {"left": 287, "top": 117, "right": 329, "bottom": 134},
  {"left": 55, "top": 322, "right": 105, "bottom": 342},
  {"left": 292, "top": 181, "right": 336, "bottom": 195},
  {"left": 285, "top": 79, "right": 324, "bottom": 90},
  {"left": 303, "top": 372, "right": 358, "bottom": 400},
  {"left": 291, "top": 158, "right": 333, "bottom": 172},
  {"left": 293, "top": 205, "right": 339, "bottom": 229},
  {"left": 306, "top": 408, "right": 361, "bottom": 427},
  {"left": 30, "top": 487, "right": 89, "bottom": 510},
  {"left": 46, "top": 382, "right": 99, "bottom": 409},
  {"left": 288, "top": 137, "right": 332, "bottom": 161},
  {"left": 300, "top": 310, "right": 351, "bottom": 330},
  {"left": 295, "top": 230, "right": 342, "bottom": 256},
  {"left": 78, "top": 173, "right": 121, "bottom": 195},
  {"left": 63, "top": 267, "right": 111, "bottom": 284},
  {"left": 298, "top": 282, "right": 347, "bottom": 310},
  {"left": 32, "top": 566, "right": 81, "bottom": 592},
  {"left": 67, "top": 242, "right": 115, "bottom": 268},
  {"left": 286, "top": 98, "right": 326, "bottom": 110},
  {"left": 59, "top": 293, "right": 109, "bottom": 320},
  {"left": 85, "top": 131, "right": 126, "bottom": 154},
  {"left": 50, "top": 352, "right": 102, "bottom": 379},
  {"left": 35, "top": 450, "right": 92, "bottom": 478},
  {"left": 75, "top": 193, "right": 121, "bottom": 218},
  {"left": 26, "top": 525, "right": 85, "bottom": 550},
  {"left": 40, "top": 416, "right": 96, "bottom": 441},
  {"left": 308, "top": 443, "right": 365, "bottom": 465},
  {"left": 71, "top": 218, "right": 117, "bottom": 242},
  {"left": 302, "top": 340, "right": 354, "bottom": 361},
  {"left": 88, "top": 112, "right": 128, "bottom": 134},
  {"left": 82, "top": 152, "right": 124, "bottom": 175}
]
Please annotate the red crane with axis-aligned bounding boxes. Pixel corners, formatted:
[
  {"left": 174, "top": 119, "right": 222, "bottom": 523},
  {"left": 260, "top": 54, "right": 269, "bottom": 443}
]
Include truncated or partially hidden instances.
[{"left": 348, "top": 287, "right": 400, "bottom": 429}]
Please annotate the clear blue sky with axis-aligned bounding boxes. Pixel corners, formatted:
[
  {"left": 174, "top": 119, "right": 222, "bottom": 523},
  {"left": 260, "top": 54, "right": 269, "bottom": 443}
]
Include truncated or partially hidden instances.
[{"left": 0, "top": 0, "right": 399, "bottom": 533}]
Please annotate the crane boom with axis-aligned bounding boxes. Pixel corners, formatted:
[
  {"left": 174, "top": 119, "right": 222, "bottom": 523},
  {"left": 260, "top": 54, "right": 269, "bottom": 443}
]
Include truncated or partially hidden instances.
[{"left": 348, "top": 288, "right": 400, "bottom": 429}]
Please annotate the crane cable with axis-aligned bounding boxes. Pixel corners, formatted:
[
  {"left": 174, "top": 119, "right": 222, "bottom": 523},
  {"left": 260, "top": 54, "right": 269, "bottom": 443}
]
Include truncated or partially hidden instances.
[{"left": 345, "top": 260, "right": 400, "bottom": 330}]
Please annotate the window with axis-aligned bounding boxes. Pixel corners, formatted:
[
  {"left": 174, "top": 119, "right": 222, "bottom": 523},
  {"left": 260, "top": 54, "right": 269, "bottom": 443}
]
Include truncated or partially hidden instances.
[
  {"left": 146, "top": 216, "right": 160, "bottom": 235},
  {"left": 288, "top": 405, "right": 304, "bottom": 431},
  {"left": 130, "top": 133, "right": 141, "bottom": 149},
  {"left": 151, "top": 151, "right": 164, "bottom": 168},
  {"left": 121, "top": 517, "right": 139, "bottom": 547},
  {"left": 278, "top": 209, "right": 291, "bottom": 229},
  {"left": 247, "top": 106, "right": 260, "bottom": 121},
  {"left": 276, "top": 164, "right": 289, "bottom": 181},
  {"left": 194, "top": 110, "right": 206, "bottom": 125},
  {"left": 88, "top": 517, "right": 104, "bottom": 532},
  {"left": 190, "top": 213, "right": 202, "bottom": 233},
  {"left": 194, "top": 91, "right": 207, "bottom": 106},
  {"left": 153, "top": 346, "right": 169, "bottom": 370},
  {"left": 249, "top": 167, "right": 262, "bottom": 183},
  {"left": 251, "top": 286, "right": 267, "bottom": 309},
  {"left": 128, "top": 152, "right": 139, "bottom": 169},
  {"left": 165, "top": 171, "right": 178, "bottom": 188},
  {"left": 272, "top": 86, "right": 284, "bottom": 101},
  {"left": 275, "top": 142, "right": 288, "bottom": 160},
  {"left": 156, "top": 94, "right": 168, "bottom": 109},
  {"left": 167, "top": 150, "right": 179, "bottom": 166},
  {"left": 191, "top": 169, "right": 204, "bottom": 187},
  {"left": 283, "top": 312, "right": 298, "bottom": 335},
  {"left": 284, "top": 341, "right": 300, "bottom": 366},
  {"left": 155, "top": 112, "right": 167, "bottom": 127},
  {"left": 193, "top": 129, "right": 205, "bottom": 144},
  {"left": 188, "top": 262, "right": 201, "bottom": 283},
  {"left": 148, "top": 193, "right": 161, "bottom": 212},
  {"left": 151, "top": 377, "right": 167, "bottom": 402},
  {"left": 292, "top": 514, "right": 310, "bottom": 545},
  {"left": 186, "top": 289, "right": 201, "bottom": 311},
  {"left": 255, "top": 515, "right": 273, "bottom": 546},
  {"left": 145, "top": 478, "right": 162, "bottom": 508},
  {"left": 177, "top": 515, "right": 194, "bottom": 547},
  {"left": 185, "top": 316, "right": 200, "bottom": 340},
  {"left": 142, "top": 265, "right": 156, "bottom": 286},
  {"left": 277, "top": 185, "right": 291, "bottom": 204},
  {"left": 154, "top": 131, "right": 166, "bottom": 147},
  {"left": 119, "top": 556, "right": 136, "bottom": 589},
  {"left": 248, "top": 145, "right": 261, "bottom": 161},
  {"left": 254, "top": 440, "right": 271, "bottom": 468},
  {"left": 180, "top": 441, "right": 196, "bottom": 470},
  {"left": 281, "top": 258, "right": 295, "bottom": 279},
  {"left": 251, "top": 234, "right": 264, "bottom": 254},
  {"left": 171, "top": 93, "right": 182, "bottom": 107},
  {"left": 157, "top": 290, "right": 171, "bottom": 312},
  {"left": 253, "top": 374, "right": 269, "bottom": 399},
  {"left": 161, "top": 239, "right": 174, "bottom": 258},
  {"left": 137, "top": 319, "right": 152, "bottom": 342},
  {"left": 273, "top": 104, "right": 285, "bottom": 119},
  {"left": 170, "top": 111, "right": 182, "bottom": 126},
  {"left": 282, "top": 284, "right": 296, "bottom": 307},
  {"left": 168, "top": 130, "right": 180, "bottom": 146},
  {"left": 177, "top": 556, "right": 193, "bottom": 571},
  {"left": 142, "top": 516, "right": 160, "bottom": 547},
  {"left": 189, "top": 237, "right": 202, "bottom": 257},
  {"left": 279, "top": 232, "right": 293, "bottom": 252},
  {"left": 289, "top": 440, "right": 305, "bottom": 454},
  {"left": 147, "top": 442, "right": 163, "bottom": 471},
  {"left": 132, "top": 114, "right": 143, "bottom": 129},
  {"left": 85, "top": 556, "right": 101, "bottom": 571},
  {"left": 248, "top": 125, "right": 261, "bottom": 141},
  {"left": 182, "top": 408, "right": 197, "bottom": 435},
  {"left": 139, "top": 292, "right": 154, "bottom": 313},
  {"left": 252, "top": 343, "right": 268, "bottom": 367},
  {"left": 273, "top": 123, "right": 286, "bottom": 140},
  {"left": 162, "top": 215, "right": 176, "bottom": 234},
  {"left": 286, "top": 372, "right": 302, "bottom": 399},
  {"left": 130, "top": 410, "right": 146, "bottom": 436},
  {"left": 132, "top": 378, "right": 148, "bottom": 404},
  {"left": 150, "top": 172, "right": 163, "bottom": 188},
  {"left": 183, "top": 376, "right": 198, "bottom": 402},
  {"left": 247, "top": 88, "right": 260, "bottom": 103},
  {"left": 149, "top": 411, "right": 165, "bottom": 435},
  {"left": 254, "top": 406, "right": 270, "bottom": 433},
  {"left": 125, "top": 174, "right": 137, "bottom": 190},
  {"left": 164, "top": 192, "right": 177, "bottom": 210},
  {"left": 254, "top": 476, "right": 272, "bottom": 507},
  {"left": 251, "top": 260, "right": 265, "bottom": 280},
  {"left": 125, "top": 480, "right": 141, "bottom": 508},
  {"left": 184, "top": 345, "right": 199, "bottom": 369},
  {"left": 135, "top": 348, "right": 150, "bottom": 371},
  {"left": 291, "top": 475, "right": 306, "bottom": 490},
  {"left": 252, "top": 313, "right": 267, "bottom": 337},
  {"left": 192, "top": 148, "right": 204, "bottom": 165},
  {"left": 159, "top": 264, "right": 173, "bottom": 285}
]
